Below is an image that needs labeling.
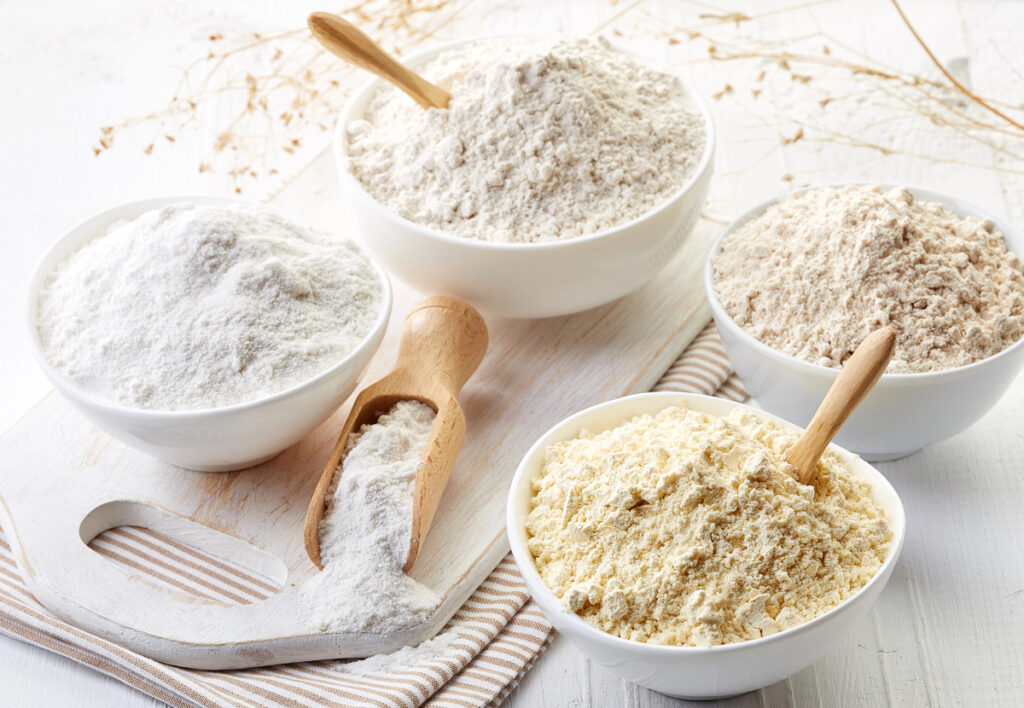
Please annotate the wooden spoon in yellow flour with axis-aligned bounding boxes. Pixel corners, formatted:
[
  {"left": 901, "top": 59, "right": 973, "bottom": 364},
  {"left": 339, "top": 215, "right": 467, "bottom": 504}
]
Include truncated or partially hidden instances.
[
  {"left": 786, "top": 327, "right": 896, "bottom": 484},
  {"left": 308, "top": 12, "right": 450, "bottom": 109},
  {"left": 304, "top": 297, "right": 488, "bottom": 573}
]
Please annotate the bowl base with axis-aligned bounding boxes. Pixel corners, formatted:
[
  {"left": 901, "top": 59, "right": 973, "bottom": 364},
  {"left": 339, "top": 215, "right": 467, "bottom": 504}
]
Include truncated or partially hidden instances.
[
  {"left": 176, "top": 452, "right": 281, "bottom": 473},
  {"left": 858, "top": 448, "right": 921, "bottom": 463},
  {"left": 656, "top": 690, "right": 744, "bottom": 701}
]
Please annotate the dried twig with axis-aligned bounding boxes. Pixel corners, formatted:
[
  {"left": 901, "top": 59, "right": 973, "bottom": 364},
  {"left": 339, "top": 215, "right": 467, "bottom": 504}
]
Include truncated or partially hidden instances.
[
  {"left": 95, "top": 0, "right": 1024, "bottom": 191},
  {"left": 92, "top": 0, "right": 469, "bottom": 190},
  {"left": 890, "top": 0, "right": 1024, "bottom": 132}
]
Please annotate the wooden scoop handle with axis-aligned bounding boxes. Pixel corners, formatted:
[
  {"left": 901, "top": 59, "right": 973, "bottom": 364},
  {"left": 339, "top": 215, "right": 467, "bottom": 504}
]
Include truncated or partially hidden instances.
[
  {"left": 786, "top": 327, "right": 896, "bottom": 484},
  {"left": 394, "top": 297, "right": 488, "bottom": 398},
  {"left": 398, "top": 297, "right": 487, "bottom": 572},
  {"left": 307, "top": 12, "right": 450, "bottom": 109}
]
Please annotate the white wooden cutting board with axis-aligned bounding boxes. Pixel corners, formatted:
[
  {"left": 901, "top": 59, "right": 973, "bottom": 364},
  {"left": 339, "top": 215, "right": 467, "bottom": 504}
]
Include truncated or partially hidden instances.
[{"left": 0, "top": 150, "right": 714, "bottom": 670}]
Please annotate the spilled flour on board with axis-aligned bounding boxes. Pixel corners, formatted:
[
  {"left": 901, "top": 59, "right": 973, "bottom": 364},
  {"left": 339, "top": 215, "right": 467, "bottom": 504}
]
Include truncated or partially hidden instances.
[
  {"left": 301, "top": 400, "right": 441, "bottom": 633},
  {"left": 333, "top": 629, "right": 459, "bottom": 675}
]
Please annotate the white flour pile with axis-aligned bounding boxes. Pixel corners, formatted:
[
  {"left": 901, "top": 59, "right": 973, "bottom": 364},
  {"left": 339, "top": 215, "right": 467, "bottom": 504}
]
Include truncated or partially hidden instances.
[
  {"left": 334, "top": 629, "right": 458, "bottom": 675},
  {"left": 36, "top": 202, "right": 382, "bottom": 410},
  {"left": 346, "top": 36, "right": 706, "bottom": 243},
  {"left": 713, "top": 185, "right": 1024, "bottom": 373},
  {"left": 302, "top": 400, "right": 441, "bottom": 633},
  {"left": 527, "top": 405, "right": 891, "bottom": 647}
]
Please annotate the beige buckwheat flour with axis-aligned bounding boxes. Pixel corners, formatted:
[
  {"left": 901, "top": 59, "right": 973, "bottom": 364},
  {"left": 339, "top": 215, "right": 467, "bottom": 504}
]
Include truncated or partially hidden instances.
[
  {"left": 347, "top": 36, "right": 706, "bottom": 244},
  {"left": 526, "top": 405, "right": 891, "bottom": 646},
  {"left": 713, "top": 185, "right": 1024, "bottom": 373}
]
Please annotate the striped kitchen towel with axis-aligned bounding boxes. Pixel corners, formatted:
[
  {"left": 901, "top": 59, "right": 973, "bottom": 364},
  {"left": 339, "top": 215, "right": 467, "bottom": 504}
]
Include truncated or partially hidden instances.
[
  {"left": 0, "top": 322, "right": 742, "bottom": 707},
  {"left": 653, "top": 322, "right": 748, "bottom": 400}
]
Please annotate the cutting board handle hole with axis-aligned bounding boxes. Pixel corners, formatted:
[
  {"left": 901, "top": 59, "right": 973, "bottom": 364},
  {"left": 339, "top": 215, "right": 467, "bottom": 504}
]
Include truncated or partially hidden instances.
[{"left": 80, "top": 501, "right": 288, "bottom": 605}]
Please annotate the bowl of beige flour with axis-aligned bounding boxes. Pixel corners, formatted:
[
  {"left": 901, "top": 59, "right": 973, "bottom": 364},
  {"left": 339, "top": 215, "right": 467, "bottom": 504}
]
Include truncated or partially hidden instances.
[
  {"left": 27, "top": 196, "right": 392, "bottom": 471},
  {"left": 507, "top": 391, "right": 905, "bottom": 699},
  {"left": 334, "top": 35, "right": 714, "bottom": 318},
  {"left": 706, "top": 184, "right": 1024, "bottom": 461}
]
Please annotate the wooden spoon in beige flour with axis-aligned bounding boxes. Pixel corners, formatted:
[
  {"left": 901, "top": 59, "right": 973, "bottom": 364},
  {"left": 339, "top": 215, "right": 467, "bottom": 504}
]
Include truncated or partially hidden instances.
[
  {"left": 308, "top": 12, "right": 450, "bottom": 109},
  {"left": 304, "top": 297, "right": 488, "bottom": 573},
  {"left": 786, "top": 327, "right": 896, "bottom": 484}
]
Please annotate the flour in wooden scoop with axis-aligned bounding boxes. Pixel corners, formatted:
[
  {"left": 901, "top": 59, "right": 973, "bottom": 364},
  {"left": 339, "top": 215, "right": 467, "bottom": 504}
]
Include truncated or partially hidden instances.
[{"left": 302, "top": 400, "right": 441, "bottom": 633}]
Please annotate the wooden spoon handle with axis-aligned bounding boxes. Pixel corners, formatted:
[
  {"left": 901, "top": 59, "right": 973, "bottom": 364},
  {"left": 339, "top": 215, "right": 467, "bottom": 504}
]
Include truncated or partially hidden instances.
[
  {"left": 786, "top": 327, "right": 896, "bottom": 484},
  {"left": 406, "top": 397, "right": 465, "bottom": 574},
  {"left": 307, "top": 12, "right": 450, "bottom": 109},
  {"left": 395, "top": 297, "right": 489, "bottom": 396}
]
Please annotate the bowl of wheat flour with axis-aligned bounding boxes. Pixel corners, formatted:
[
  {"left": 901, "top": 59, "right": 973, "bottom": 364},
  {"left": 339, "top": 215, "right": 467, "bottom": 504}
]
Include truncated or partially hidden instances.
[
  {"left": 334, "top": 35, "right": 715, "bottom": 318},
  {"left": 706, "top": 184, "right": 1024, "bottom": 460},
  {"left": 27, "top": 196, "right": 392, "bottom": 471}
]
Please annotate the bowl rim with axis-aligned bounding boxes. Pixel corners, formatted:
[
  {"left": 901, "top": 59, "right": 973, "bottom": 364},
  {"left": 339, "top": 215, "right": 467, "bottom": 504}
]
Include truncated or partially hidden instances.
[
  {"left": 506, "top": 390, "right": 907, "bottom": 656},
  {"left": 25, "top": 195, "right": 394, "bottom": 420},
  {"left": 703, "top": 183, "right": 1024, "bottom": 383},
  {"left": 333, "top": 35, "right": 717, "bottom": 251}
]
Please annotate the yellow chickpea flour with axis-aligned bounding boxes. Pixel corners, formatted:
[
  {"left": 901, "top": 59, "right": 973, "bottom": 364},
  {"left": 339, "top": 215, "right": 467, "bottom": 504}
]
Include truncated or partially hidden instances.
[{"left": 525, "top": 405, "right": 892, "bottom": 647}]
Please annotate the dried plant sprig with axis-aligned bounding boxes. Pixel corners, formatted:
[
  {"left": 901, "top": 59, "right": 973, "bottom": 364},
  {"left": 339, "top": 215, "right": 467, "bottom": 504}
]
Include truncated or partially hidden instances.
[
  {"left": 92, "top": 0, "right": 472, "bottom": 191},
  {"left": 891, "top": 0, "right": 1024, "bottom": 133},
  {"left": 652, "top": 1, "right": 1023, "bottom": 184},
  {"left": 93, "top": 0, "right": 1023, "bottom": 197}
]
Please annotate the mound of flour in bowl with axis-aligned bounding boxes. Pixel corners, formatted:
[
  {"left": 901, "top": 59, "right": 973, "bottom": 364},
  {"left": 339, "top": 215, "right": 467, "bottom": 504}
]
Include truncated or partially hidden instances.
[
  {"left": 527, "top": 405, "right": 892, "bottom": 646},
  {"left": 713, "top": 185, "right": 1024, "bottom": 373},
  {"left": 36, "top": 202, "right": 383, "bottom": 410},
  {"left": 346, "top": 36, "right": 706, "bottom": 244}
]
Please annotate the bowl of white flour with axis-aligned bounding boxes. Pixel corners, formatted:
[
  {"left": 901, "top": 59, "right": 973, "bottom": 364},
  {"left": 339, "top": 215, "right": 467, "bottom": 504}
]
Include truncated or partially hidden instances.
[
  {"left": 334, "top": 35, "right": 714, "bottom": 318},
  {"left": 706, "top": 184, "right": 1024, "bottom": 461},
  {"left": 27, "top": 196, "right": 392, "bottom": 471},
  {"left": 506, "top": 391, "right": 905, "bottom": 699}
]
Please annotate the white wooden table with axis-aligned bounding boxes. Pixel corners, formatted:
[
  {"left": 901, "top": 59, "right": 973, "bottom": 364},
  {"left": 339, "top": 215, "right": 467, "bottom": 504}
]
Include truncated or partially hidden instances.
[{"left": 2, "top": 0, "right": 1023, "bottom": 705}]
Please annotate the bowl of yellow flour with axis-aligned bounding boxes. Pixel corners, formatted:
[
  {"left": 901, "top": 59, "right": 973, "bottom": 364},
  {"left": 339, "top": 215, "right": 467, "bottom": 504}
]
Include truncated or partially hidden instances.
[{"left": 506, "top": 392, "right": 905, "bottom": 700}]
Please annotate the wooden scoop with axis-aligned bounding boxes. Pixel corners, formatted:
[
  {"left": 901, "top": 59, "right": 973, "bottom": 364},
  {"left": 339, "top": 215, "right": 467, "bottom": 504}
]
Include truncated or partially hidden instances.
[
  {"left": 304, "top": 296, "right": 487, "bottom": 572},
  {"left": 786, "top": 327, "right": 896, "bottom": 484},
  {"left": 308, "top": 12, "right": 450, "bottom": 109}
]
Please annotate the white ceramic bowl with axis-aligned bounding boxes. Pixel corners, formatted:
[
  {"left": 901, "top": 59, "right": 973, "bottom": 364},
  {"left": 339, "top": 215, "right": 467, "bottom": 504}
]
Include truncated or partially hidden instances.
[
  {"left": 706, "top": 185, "right": 1024, "bottom": 461},
  {"left": 25, "top": 196, "right": 392, "bottom": 472},
  {"left": 333, "top": 38, "right": 715, "bottom": 319},
  {"left": 507, "top": 392, "right": 905, "bottom": 699}
]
